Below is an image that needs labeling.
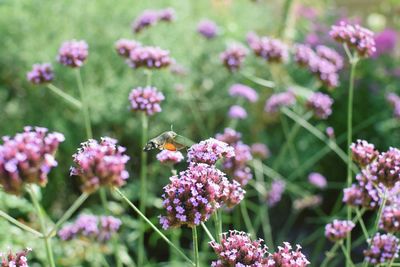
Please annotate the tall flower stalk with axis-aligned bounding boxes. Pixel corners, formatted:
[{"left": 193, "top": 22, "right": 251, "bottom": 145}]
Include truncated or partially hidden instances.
[
  {"left": 192, "top": 226, "right": 200, "bottom": 267},
  {"left": 75, "top": 69, "right": 93, "bottom": 139}
]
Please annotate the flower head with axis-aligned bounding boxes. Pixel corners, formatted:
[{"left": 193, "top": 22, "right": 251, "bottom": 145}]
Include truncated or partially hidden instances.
[
  {"left": 351, "top": 140, "right": 379, "bottom": 167},
  {"left": 308, "top": 172, "right": 327, "bottom": 189},
  {"left": 228, "top": 84, "right": 258, "bottom": 102},
  {"left": 265, "top": 91, "right": 296, "bottom": 113},
  {"left": 326, "top": 127, "right": 335, "bottom": 138},
  {"left": 158, "top": 8, "right": 175, "bottom": 22},
  {"left": 115, "top": 39, "right": 141, "bottom": 58},
  {"left": 380, "top": 205, "right": 400, "bottom": 233},
  {"left": 222, "top": 142, "right": 253, "bottom": 186},
  {"left": 247, "top": 33, "right": 289, "bottom": 63},
  {"left": 251, "top": 143, "right": 270, "bottom": 159},
  {"left": 215, "top": 128, "right": 242, "bottom": 145},
  {"left": 368, "top": 147, "right": 400, "bottom": 188},
  {"left": 127, "top": 46, "right": 172, "bottom": 69},
  {"left": 374, "top": 28, "right": 397, "bottom": 57},
  {"left": 364, "top": 233, "right": 399, "bottom": 264},
  {"left": 187, "top": 138, "right": 235, "bottom": 165},
  {"left": 270, "top": 242, "right": 310, "bottom": 267},
  {"left": 228, "top": 105, "right": 247, "bottom": 119},
  {"left": 306, "top": 92, "right": 333, "bottom": 119},
  {"left": 386, "top": 92, "right": 400, "bottom": 119},
  {"left": 267, "top": 180, "right": 286, "bottom": 207},
  {"left": 132, "top": 10, "right": 159, "bottom": 33},
  {"left": 197, "top": 19, "right": 219, "bottom": 39},
  {"left": 57, "top": 40, "right": 89, "bottom": 68},
  {"left": 222, "top": 180, "right": 245, "bottom": 209},
  {"left": 220, "top": 44, "right": 247, "bottom": 72},
  {"left": 156, "top": 150, "right": 184, "bottom": 165},
  {"left": 27, "top": 63, "right": 54, "bottom": 84},
  {"left": 0, "top": 127, "right": 64, "bottom": 195},
  {"left": 70, "top": 137, "right": 129, "bottom": 193},
  {"left": 129, "top": 86, "right": 165, "bottom": 116},
  {"left": 325, "top": 219, "right": 355, "bottom": 242},
  {"left": 294, "top": 44, "right": 316, "bottom": 67},
  {"left": 1, "top": 248, "right": 31, "bottom": 267},
  {"left": 316, "top": 45, "right": 344, "bottom": 70}
]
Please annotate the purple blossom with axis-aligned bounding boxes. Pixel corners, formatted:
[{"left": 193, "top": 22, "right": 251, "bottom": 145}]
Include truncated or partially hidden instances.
[
  {"left": 386, "top": 92, "right": 400, "bottom": 119},
  {"left": 228, "top": 84, "right": 258, "bottom": 102},
  {"left": 129, "top": 86, "right": 165, "bottom": 116},
  {"left": 316, "top": 45, "right": 344, "bottom": 70},
  {"left": 325, "top": 219, "right": 355, "bottom": 242},
  {"left": 247, "top": 33, "right": 289, "bottom": 63},
  {"left": 0, "top": 248, "right": 31, "bottom": 267},
  {"left": 251, "top": 143, "right": 270, "bottom": 159},
  {"left": 267, "top": 180, "right": 286, "bottom": 207},
  {"left": 308, "top": 172, "right": 327, "bottom": 189},
  {"left": 330, "top": 21, "right": 376, "bottom": 58},
  {"left": 367, "top": 147, "right": 400, "bottom": 188},
  {"left": 351, "top": 139, "right": 379, "bottom": 167},
  {"left": 197, "top": 19, "right": 219, "bottom": 39},
  {"left": 26, "top": 63, "right": 54, "bottom": 84},
  {"left": 57, "top": 40, "right": 89, "bottom": 68},
  {"left": 187, "top": 138, "right": 235, "bottom": 165},
  {"left": 380, "top": 205, "right": 400, "bottom": 233},
  {"left": 270, "top": 242, "right": 310, "bottom": 266},
  {"left": 308, "top": 58, "right": 339, "bottom": 88},
  {"left": 364, "top": 233, "right": 399, "bottom": 264},
  {"left": 220, "top": 44, "right": 247, "bottom": 72},
  {"left": 232, "top": 166, "right": 253, "bottom": 187},
  {"left": 306, "top": 92, "right": 334, "bottom": 119},
  {"left": 156, "top": 150, "right": 184, "bottom": 165},
  {"left": 222, "top": 142, "right": 253, "bottom": 186},
  {"left": 265, "top": 90, "right": 296, "bottom": 113},
  {"left": 374, "top": 28, "right": 398, "bottom": 57},
  {"left": 158, "top": 8, "right": 176, "bottom": 22},
  {"left": 228, "top": 105, "right": 247, "bottom": 119},
  {"left": 70, "top": 137, "right": 130, "bottom": 193},
  {"left": 222, "top": 180, "right": 245, "bottom": 209},
  {"left": 326, "top": 127, "right": 335, "bottom": 138},
  {"left": 215, "top": 128, "right": 242, "bottom": 145},
  {"left": 0, "top": 126, "right": 64, "bottom": 195},
  {"left": 132, "top": 10, "right": 159, "bottom": 33},
  {"left": 115, "top": 39, "right": 141, "bottom": 58},
  {"left": 127, "top": 46, "right": 172, "bottom": 69},
  {"left": 294, "top": 44, "right": 316, "bottom": 66}
]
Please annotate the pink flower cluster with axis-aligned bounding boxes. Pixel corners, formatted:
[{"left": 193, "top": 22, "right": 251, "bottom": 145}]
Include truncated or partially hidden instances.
[
  {"left": 316, "top": 45, "right": 344, "bottom": 70},
  {"left": 220, "top": 44, "right": 248, "bottom": 72},
  {"left": 308, "top": 172, "right": 327, "bottom": 189},
  {"left": 380, "top": 205, "right": 400, "bottom": 233},
  {"left": 267, "top": 179, "right": 286, "bottom": 207},
  {"left": 229, "top": 84, "right": 259, "bottom": 102},
  {"left": 132, "top": 8, "right": 175, "bottom": 33},
  {"left": 129, "top": 86, "right": 165, "bottom": 116},
  {"left": 0, "top": 126, "right": 64, "bottom": 195},
  {"left": 228, "top": 105, "right": 247, "bottom": 119},
  {"left": 351, "top": 139, "right": 379, "bottom": 167},
  {"left": 386, "top": 92, "right": 400, "bottom": 119},
  {"left": 247, "top": 32, "right": 289, "bottom": 63},
  {"left": 57, "top": 40, "right": 89, "bottom": 68},
  {"left": 115, "top": 39, "right": 142, "bottom": 58},
  {"left": 127, "top": 46, "right": 172, "bottom": 69},
  {"left": 325, "top": 219, "right": 355, "bottom": 242},
  {"left": 368, "top": 147, "right": 400, "bottom": 188},
  {"left": 364, "top": 233, "right": 399, "bottom": 264},
  {"left": 70, "top": 137, "right": 130, "bottom": 193},
  {"left": 270, "top": 242, "right": 310, "bottom": 267},
  {"left": 0, "top": 248, "right": 31, "bottom": 267},
  {"left": 197, "top": 19, "right": 219, "bottom": 39},
  {"left": 306, "top": 92, "right": 334, "bottom": 119},
  {"left": 26, "top": 63, "right": 54, "bottom": 84},
  {"left": 156, "top": 150, "right": 184, "bottom": 165},
  {"left": 251, "top": 143, "right": 270, "bottom": 159},
  {"left": 59, "top": 214, "right": 121, "bottom": 242},
  {"left": 330, "top": 21, "right": 376, "bottom": 58},
  {"left": 265, "top": 90, "right": 296, "bottom": 113},
  {"left": 187, "top": 138, "right": 235, "bottom": 165}
]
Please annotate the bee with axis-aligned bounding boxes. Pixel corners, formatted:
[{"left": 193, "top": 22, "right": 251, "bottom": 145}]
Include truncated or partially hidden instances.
[{"left": 143, "top": 131, "right": 187, "bottom": 152}]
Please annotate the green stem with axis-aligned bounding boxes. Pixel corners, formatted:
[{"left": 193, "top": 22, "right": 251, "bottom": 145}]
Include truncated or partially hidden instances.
[
  {"left": 355, "top": 208, "right": 369, "bottom": 241},
  {"left": 340, "top": 242, "right": 355, "bottom": 267},
  {"left": 320, "top": 242, "right": 340, "bottom": 267},
  {"left": 75, "top": 68, "right": 93, "bottom": 139},
  {"left": 240, "top": 200, "right": 255, "bottom": 237},
  {"left": 113, "top": 187, "right": 195, "bottom": 266},
  {"left": 0, "top": 210, "right": 43, "bottom": 237},
  {"left": 192, "top": 226, "right": 200, "bottom": 267},
  {"left": 213, "top": 211, "right": 222, "bottom": 243},
  {"left": 47, "top": 83, "right": 82, "bottom": 109},
  {"left": 280, "top": 114, "right": 299, "bottom": 167},
  {"left": 27, "top": 186, "right": 56, "bottom": 267},
  {"left": 201, "top": 222, "right": 215, "bottom": 242},
  {"left": 278, "top": 0, "right": 294, "bottom": 38},
  {"left": 47, "top": 192, "right": 89, "bottom": 237},
  {"left": 374, "top": 189, "right": 387, "bottom": 232}
]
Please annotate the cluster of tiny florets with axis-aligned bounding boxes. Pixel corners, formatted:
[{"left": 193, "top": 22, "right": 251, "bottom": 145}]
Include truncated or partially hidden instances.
[
  {"left": 220, "top": 44, "right": 248, "bottom": 72},
  {"left": 325, "top": 219, "right": 355, "bottom": 242},
  {"left": 0, "top": 126, "right": 64, "bottom": 195},
  {"left": 215, "top": 128, "right": 242, "bottom": 145},
  {"left": 247, "top": 32, "right": 289, "bottom": 63},
  {"left": 267, "top": 180, "right": 286, "bottom": 207},
  {"left": 228, "top": 83, "right": 258, "bottom": 102},
  {"left": 197, "top": 19, "right": 219, "bottom": 39},
  {"left": 59, "top": 214, "right": 121, "bottom": 242},
  {"left": 228, "top": 105, "right": 247, "bottom": 119},
  {"left": 270, "top": 242, "right": 310, "bottom": 267},
  {"left": 222, "top": 142, "right": 253, "bottom": 186},
  {"left": 380, "top": 205, "right": 400, "bottom": 233},
  {"left": 127, "top": 46, "right": 172, "bottom": 69},
  {"left": 306, "top": 92, "right": 334, "bottom": 119},
  {"left": 26, "top": 63, "right": 54, "bottom": 84},
  {"left": 316, "top": 45, "right": 344, "bottom": 70},
  {"left": 57, "top": 40, "right": 89, "bottom": 68},
  {"left": 132, "top": 8, "right": 175, "bottom": 33},
  {"left": 187, "top": 138, "right": 235, "bottom": 165},
  {"left": 129, "top": 86, "right": 165, "bottom": 116},
  {"left": 115, "top": 39, "right": 142, "bottom": 58},
  {"left": 265, "top": 91, "right": 296, "bottom": 113},
  {"left": 251, "top": 143, "right": 270, "bottom": 159},
  {"left": 364, "top": 233, "right": 399, "bottom": 264},
  {"left": 367, "top": 147, "right": 400, "bottom": 188},
  {"left": 0, "top": 248, "right": 31, "bottom": 267},
  {"left": 223, "top": 180, "right": 246, "bottom": 209},
  {"left": 386, "top": 92, "right": 400, "bottom": 119},
  {"left": 156, "top": 150, "right": 184, "bottom": 165},
  {"left": 330, "top": 21, "right": 376, "bottom": 58},
  {"left": 70, "top": 137, "right": 130, "bottom": 193},
  {"left": 351, "top": 139, "right": 379, "bottom": 167},
  {"left": 308, "top": 172, "right": 327, "bottom": 189}
]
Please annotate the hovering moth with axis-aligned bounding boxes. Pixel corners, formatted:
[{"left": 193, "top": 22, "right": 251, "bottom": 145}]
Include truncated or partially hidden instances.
[{"left": 143, "top": 131, "right": 188, "bottom": 152}]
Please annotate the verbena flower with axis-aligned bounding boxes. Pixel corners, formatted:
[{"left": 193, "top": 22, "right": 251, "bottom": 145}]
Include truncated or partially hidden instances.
[
  {"left": 308, "top": 58, "right": 339, "bottom": 88},
  {"left": 251, "top": 143, "right": 270, "bottom": 159},
  {"left": 0, "top": 248, "right": 31, "bottom": 267},
  {"left": 380, "top": 205, "right": 400, "bottom": 233},
  {"left": 233, "top": 167, "right": 253, "bottom": 187},
  {"left": 364, "top": 233, "right": 399, "bottom": 264},
  {"left": 70, "top": 137, "right": 130, "bottom": 193},
  {"left": 220, "top": 44, "right": 247, "bottom": 72},
  {"left": 222, "top": 142, "right": 253, "bottom": 186},
  {"left": 159, "top": 163, "right": 230, "bottom": 229},
  {"left": 127, "top": 46, "right": 172, "bottom": 69},
  {"left": 0, "top": 126, "right": 64, "bottom": 195},
  {"left": 326, "top": 126, "right": 335, "bottom": 138},
  {"left": 57, "top": 40, "right": 89, "bottom": 68},
  {"left": 247, "top": 33, "right": 289, "bottom": 63},
  {"left": 228, "top": 105, "right": 247, "bottom": 119},
  {"left": 306, "top": 92, "right": 334, "bottom": 119},
  {"left": 350, "top": 139, "right": 379, "bottom": 167},
  {"left": 187, "top": 138, "right": 235, "bottom": 165},
  {"left": 156, "top": 150, "right": 184, "bottom": 165},
  {"left": 265, "top": 91, "right": 296, "bottom": 113},
  {"left": 158, "top": 8, "right": 175, "bottom": 22},
  {"left": 132, "top": 8, "right": 175, "bottom": 33},
  {"left": 26, "top": 63, "right": 54, "bottom": 84},
  {"left": 269, "top": 242, "right": 310, "bottom": 266},
  {"left": 209, "top": 230, "right": 270, "bottom": 266},
  {"left": 215, "top": 128, "right": 242, "bottom": 145},
  {"left": 325, "top": 219, "right": 355, "bottom": 242},
  {"left": 222, "top": 180, "right": 245, "bottom": 209},
  {"left": 374, "top": 28, "right": 398, "bottom": 57},
  {"left": 115, "top": 39, "right": 141, "bottom": 58},
  {"left": 293, "top": 195, "right": 322, "bottom": 211},
  {"left": 197, "top": 19, "right": 219, "bottom": 39},
  {"left": 308, "top": 172, "right": 327, "bottom": 189},
  {"left": 330, "top": 21, "right": 376, "bottom": 58},
  {"left": 316, "top": 45, "right": 344, "bottom": 70},
  {"left": 129, "top": 86, "right": 165, "bottom": 116},
  {"left": 59, "top": 214, "right": 121, "bottom": 242},
  {"left": 267, "top": 180, "right": 286, "bottom": 207},
  {"left": 228, "top": 84, "right": 258, "bottom": 102},
  {"left": 294, "top": 44, "right": 316, "bottom": 67},
  {"left": 386, "top": 92, "right": 400, "bottom": 119},
  {"left": 367, "top": 147, "right": 400, "bottom": 188}
]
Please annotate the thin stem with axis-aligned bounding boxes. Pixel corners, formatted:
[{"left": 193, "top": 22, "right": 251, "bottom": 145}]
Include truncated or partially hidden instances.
[
  {"left": 355, "top": 208, "right": 369, "bottom": 241},
  {"left": 47, "top": 83, "right": 82, "bottom": 109},
  {"left": 321, "top": 242, "right": 340, "bottom": 267},
  {"left": 240, "top": 200, "right": 256, "bottom": 237},
  {"left": 374, "top": 190, "right": 387, "bottom": 232},
  {"left": 27, "top": 186, "right": 56, "bottom": 267},
  {"left": 47, "top": 192, "right": 89, "bottom": 237},
  {"left": 113, "top": 187, "right": 195, "bottom": 266},
  {"left": 280, "top": 114, "right": 299, "bottom": 167},
  {"left": 192, "top": 227, "right": 200, "bottom": 267},
  {"left": 201, "top": 222, "right": 215, "bottom": 242},
  {"left": 340, "top": 242, "right": 355, "bottom": 267},
  {"left": 75, "top": 68, "right": 93, "bottom": 139},
  {"left": 0, "top": 210, "right": 43, "bottom": 238},
  {"left": 213, "top": 211, "right": 222, "bottom": 243},
  {"left": 278, "top": 0, "right": 294, "bottom": 38}
]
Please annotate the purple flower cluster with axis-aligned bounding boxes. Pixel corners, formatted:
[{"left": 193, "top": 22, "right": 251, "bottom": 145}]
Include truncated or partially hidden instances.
[
  {"left": 325, "top": 219, "right": 355, "bottom": 242},
  {"left": 269, "top": 242, "right": 310, "bottom": 267},
  {"left": 293, "top": 195, "right": 322, "bottom": 211},
  {"left": 228, "top": 105, "right": 247, "bottom": 119},
  {"left": 0, "top": 126, "right": 64, "bottom": 195},
  {"left": 57, "top": 40, "right": 89, "bottom": 68},
  {"left": 159, "top": 163, "right": 231, "bottom": 229},
  {"left": 368, "top": 147, "right": 400, "bottom": 188},
  {"left": 127, "top": 46, "right": 172, "bottom": 69},
  {"left": 129, "top": 86, "right": 165, "bottom": 116},
  {"left": 267, "top": 179, "right": 286, "bottom": 207},
  {"left": 70, "top": 137, "right": 129, "bottom": 193},
  {"left": 316, "top": 45, "right": 344, "bottom": 70},
  {"left": 215, "top": 128, "right": 242, "bottom": 145},
  {"left": 380, "top": 205, "right": 400, "bottom": 232},
  {"left": 223, "top": 180, "right": 245, "bottom": 209},
  {"left": 132, "top": 8, "right": 175, "bottom": 33},
  {"left": 26, "top": 63, "right": 54, "bottom": 84},
  {"left": 59, "top": 214, "right": 121, "bottom": 242},
  {"left": 187, "top": 138, "right": 235, "bottom": 165},
  {"left": 386, "top": 92, "right": 400, "bottom": 119},
  {"left": 197, "top": 19, "right": 219, "bottom": 39},
  {"left": 251, "top": 143, "right": 270, "bottom": 159},
  {"left": 351, "top": 139, "right": 379, "bottom": 167},
  {"left": 330, "top": 21, "right": 376, "bottom": 58},
  {"left": 247, "top": 32, "right": 289, "bottom": 63},
  {"left": 265, "top": 90, "right": 296, "bottom": 113},
  {"left": 0, "top": 248, "right": 31, "bottom": 267},
  {"left": 374, "top": 28, "right": 398, "bottom": 57},
  {"left": 364, "top": 233, "right": 399, "bottom": 264},
  {"left": 306, "top": 92, "right": 334, "bottom": 119},
  {"left": 308, "top": 172, "right": 327, "bottom": 189},
  {"left": 228, "top": 83, "right": 258, "bottom": 102},
  {"left": 156, "top": 150, "right": 184, "bottom": 165},
  {"left": 220, "top": 44, "right": 248, "bottom": 72},
  {"left": 115, "top": 39, "right": 141, "bottom": 58}
]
